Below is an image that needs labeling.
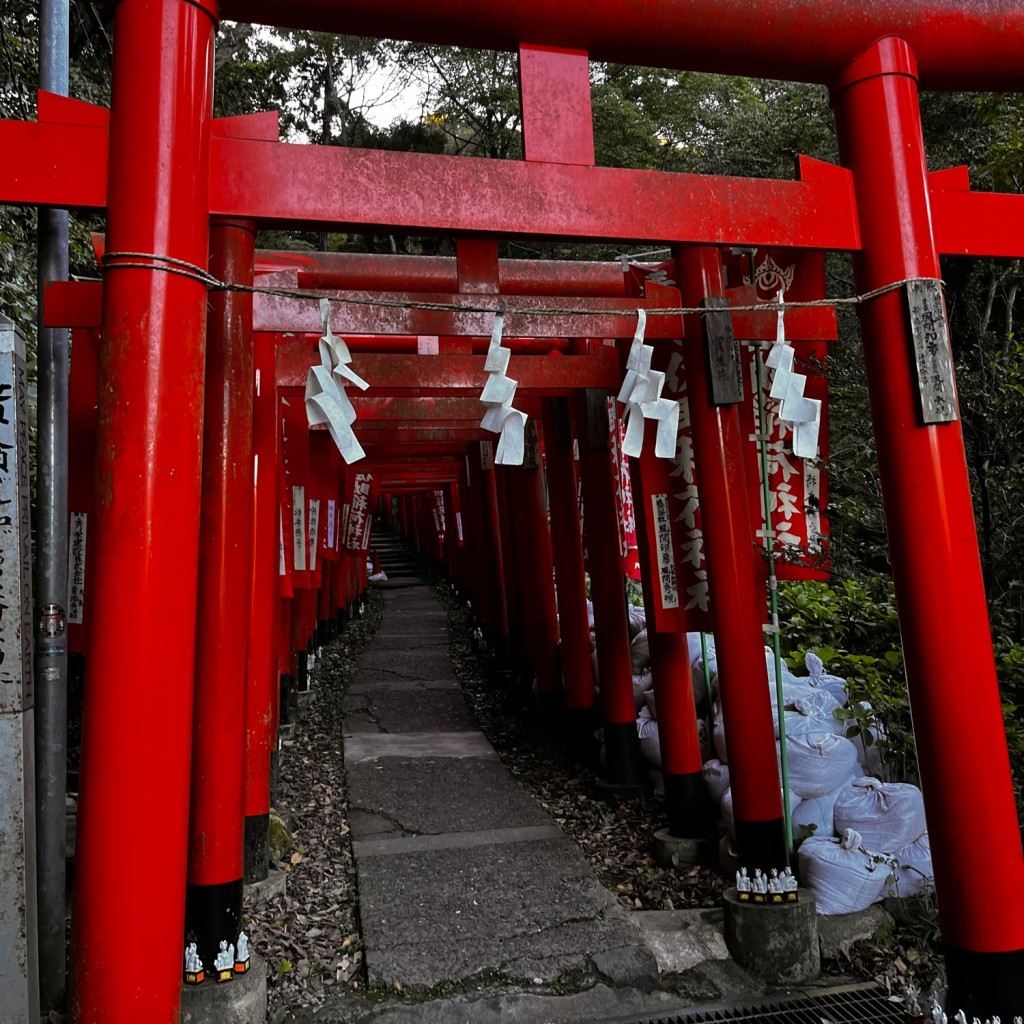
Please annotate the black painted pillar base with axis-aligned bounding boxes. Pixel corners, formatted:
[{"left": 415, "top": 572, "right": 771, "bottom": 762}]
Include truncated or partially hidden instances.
[
  {"left": 945, "top": 945, "right": 1024, "bottom": 1021},
  {"left": 563, "top": 706, "right": 599, "bottom": 767},
  {"left": 296, "top": 651, "right": 308, "bottom": 693},
  {"left": 184, "top": 878, "right": 244, "bottom": 975},
  {"left": 664, "top": 771, "right": 713, "bottom": 839},
  {"left": 337, "top": 606, "right": 348, "bottom": 631},
  {"left": 279, "top": 674, "right": 294, "bottom": 726},
  {"left": 734, "top": 816, "right": 788, "bottom": 876},
  {"left": 243, "top": 814, "right": 269, "bottom": 884},
  {"left": 317, "top": 619, "right": 330, "bottom": 645},
  {"left": 599, "top": 720, "right": 649, "bottom": 789}
]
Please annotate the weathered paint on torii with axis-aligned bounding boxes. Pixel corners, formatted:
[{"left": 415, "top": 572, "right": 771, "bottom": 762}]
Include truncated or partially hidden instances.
[{"left": 3, "top": 1, "right": 1023, "bottom": 1020}]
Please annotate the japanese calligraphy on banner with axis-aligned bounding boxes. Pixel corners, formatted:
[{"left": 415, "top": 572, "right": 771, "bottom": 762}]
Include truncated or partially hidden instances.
[
  {"left": 343, "top": 473, "right": 378, "bottom": 553},
  {"left": 628, "top": 249, "right": 831, "bottom": 630},
  {"left": 308, "top": 499, "right": 321, "bottom": 574},
  {"left": 606, "top": 397, "right": 641, "bottom": 580},
  {"left": 431, "top": 489, "right": 446, "bottom": 542},
  {"left": 68, "top": 512, "right": 87, "bottom": 625}
]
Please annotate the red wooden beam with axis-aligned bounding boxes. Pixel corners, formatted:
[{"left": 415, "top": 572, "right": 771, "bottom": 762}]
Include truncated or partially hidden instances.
[
  {"left": 221, "top": 0, "right": 1024, "bottom": 90},
  {"left": 276, "top": 346, "right": 622, "bottom": 393},
  {"left": 256, "top": 289, "right": 685, "bottom": 339},
  {"left": 212, "top": 137, "right": 860, "bottom": 249},
  {"left": 12, "top": 107, "right": 1024, "bottom": 260}
]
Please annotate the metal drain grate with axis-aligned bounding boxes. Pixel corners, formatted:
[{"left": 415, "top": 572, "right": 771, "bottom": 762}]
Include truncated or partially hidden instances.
[{"left": 593, "top": 982, "right": 904, "bottom": 1024}]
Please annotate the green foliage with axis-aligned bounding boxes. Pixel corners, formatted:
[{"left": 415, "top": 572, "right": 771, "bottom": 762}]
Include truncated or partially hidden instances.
[{"left": 776, "top": 577, "right": 916, "bottom": 783}]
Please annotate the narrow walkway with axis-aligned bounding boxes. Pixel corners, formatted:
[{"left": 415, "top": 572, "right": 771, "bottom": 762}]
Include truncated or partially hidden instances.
[{"left": 342, "top": 551, "right": 660, "bottom": 994}]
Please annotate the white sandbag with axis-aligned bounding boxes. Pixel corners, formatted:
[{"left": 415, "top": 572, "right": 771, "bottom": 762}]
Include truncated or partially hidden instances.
[
  {"left": 627, "top": 606, "right": 647, "bottom": 640},
  {"left": 797, "top": 828, "right": 889, "bottom": 915},
  {"left": 804, "top": 651, "right": 848, "bottom": 704},
  {"left": 686, "top": 631, "right": 710, "bottom": 665},
  {"left": 888, "top": 832, "right": 934, "bottom": 898},
  {"left": 790, "top": 779, "right": 855, "bottom": 841},
  {"left": 765, "top": 647, "right": 801, "bottom": 688},
  {"left": 697, "top": 719, "right": 714, "bottom": 764},
  {"left": 713, "top": 715, "right": 728, "bottom": 764},
  {"left": 643, "top": 690, "right": 657, "bottom": 718},
  {"left": 774, "top": 696, "right": 845, "bottom": 740},
  {"left": 703, "top": 759, "right": 730, "bottom": 805},
  {"left": 779, "top": 732, "right": 860, "bottom": 799},
  {"left": 833, "top": 777, "right": 927, "bottom": 853},
  {"left": 368, "top": 570, "right": 388, "bottom": 582},
  {"left": 630, "top": 629, "right": 651, "bottom": 673},
  {"left": 721, "top": 785, "right": 801, "bottom": 838},
  {"left": 637, "top": 711, "right": 661, "bottom": 768},
  {"left": 632, "top": 670, "right": 654, "bottom": 713}
]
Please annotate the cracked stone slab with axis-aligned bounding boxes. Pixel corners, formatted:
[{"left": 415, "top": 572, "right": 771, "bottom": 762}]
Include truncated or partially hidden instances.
[
  {"left": 357, "top": 651, "right": 456, "bottom": 682},
  {"left": 371, "top": 632, "right": 449, "bottom": 645},
  {"left": 346, "top": 757, "right": 553, "bottom": 838},
  {"left": 343, "top": 688, "right": 477, "bottom": 734},
  {"left": 343, "top": 732, "right": 496, "bottom": 762},
  {"left": 353, "top": 824, "right": 564, "bottom": 858},
  {"left": 356, "top": 837, "right": 652, "bottom": 989},
  {"left": 348, "top": 678, "right": 458, "bottom": 695}
]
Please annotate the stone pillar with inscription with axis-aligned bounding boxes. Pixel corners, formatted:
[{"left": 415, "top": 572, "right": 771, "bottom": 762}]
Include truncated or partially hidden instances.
[{"left": 0, "top": 313, "right": 40, "bottom": 1024}]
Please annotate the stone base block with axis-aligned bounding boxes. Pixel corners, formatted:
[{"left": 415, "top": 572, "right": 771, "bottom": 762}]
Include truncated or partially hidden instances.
[
  {"left": 652, "top": 829, "right": 710, "bottom": 869},
  {"left": 243, "top": 868, "right": 287, "bottom": 908},
  {"left": 722, "top": 887, "right": 820, "bottom": 984},
  {"left": 181, "top": 952, "right": 267, "bottom": 1024}
]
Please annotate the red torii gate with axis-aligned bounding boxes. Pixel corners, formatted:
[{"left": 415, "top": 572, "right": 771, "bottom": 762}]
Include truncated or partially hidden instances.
[{"left": 7, "top": 1, "right": 1024, "bottom": 1020}]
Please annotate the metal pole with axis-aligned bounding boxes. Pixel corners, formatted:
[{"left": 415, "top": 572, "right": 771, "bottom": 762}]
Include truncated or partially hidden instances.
[
  {"left": 69, "top": 1, "right": 217, "bottom": 1019},
  {"left": 35, "top": 0, "right": 70, "bottom": 1014},
  {"left": 833, "top": 38, "right": 1024, "bottom": 1019}
]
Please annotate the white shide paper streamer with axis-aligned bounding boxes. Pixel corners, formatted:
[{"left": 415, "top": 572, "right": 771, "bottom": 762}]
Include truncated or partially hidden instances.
[{"left": 305, "top": 298, "right": 369, "bottom": 464}]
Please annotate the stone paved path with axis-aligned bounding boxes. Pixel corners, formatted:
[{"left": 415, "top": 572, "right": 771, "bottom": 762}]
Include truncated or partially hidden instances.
[{"left": 342, "top": 575, "right": 661, "bottom": 994}]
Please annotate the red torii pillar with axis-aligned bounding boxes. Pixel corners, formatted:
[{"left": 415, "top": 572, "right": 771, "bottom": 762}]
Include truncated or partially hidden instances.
[
  {"left": 629, "top": 433, "right": 708, "bottom": 837},
  {"left": 245, "top": 330, "right": 281, "bottom": 882},
  {"left": 185, "top": 217, "right": 256, "bottom": 971},
  {"left": 576, "top": 386, "right": 646, "bottom": 789},
  {"left": 833, "top": 37, "right": 1024, "bottom": 1018},
  {"left": 674, "top": 245, "right": 786, "bottom": 873},
  {"left": 503, "top": 422, "right": 561, "bottom": 705},
  {"left": 70, "top": 0, "right": 217, "bottom": 1020},
  {"left": 542, "top": 397, "right": 597, "bottom": 749}
]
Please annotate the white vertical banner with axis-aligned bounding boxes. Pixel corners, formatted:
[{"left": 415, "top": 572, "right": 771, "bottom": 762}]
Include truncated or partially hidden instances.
[
  {"left": 292, "top": 485, "right": 307, "bottom": 572},
  {"left": 308, "top": 499, "right": 321, "bottom": 573}
]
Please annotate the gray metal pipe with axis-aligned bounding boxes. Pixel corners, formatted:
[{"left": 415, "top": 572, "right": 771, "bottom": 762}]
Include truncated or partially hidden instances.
[{"left": 35, "top": 0, "right": 70, "bottom": 1015}]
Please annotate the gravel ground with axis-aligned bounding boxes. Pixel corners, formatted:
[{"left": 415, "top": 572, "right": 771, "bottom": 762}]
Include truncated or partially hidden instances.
[{"left": 245, "top": 591, "right": 384, "bottom": 1023}]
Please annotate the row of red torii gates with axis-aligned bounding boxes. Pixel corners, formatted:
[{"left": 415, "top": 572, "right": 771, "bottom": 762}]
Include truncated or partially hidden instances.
[{"left": 8, "top": 1, "right": 1024, "bottom": 1021}]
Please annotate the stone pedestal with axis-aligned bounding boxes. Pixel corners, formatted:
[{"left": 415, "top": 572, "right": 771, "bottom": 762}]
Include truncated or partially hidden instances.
[
  {"left": 652, "top": 829, "right": 710, "bottom": 869},
  {"left": 181, "top": 951, "right": 267, "bottom": 1024},
  {"left": 722, "top": 887, "right": 820, "bottom": 984}
]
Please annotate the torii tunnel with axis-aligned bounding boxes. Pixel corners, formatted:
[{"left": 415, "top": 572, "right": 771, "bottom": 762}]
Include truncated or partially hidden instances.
[{"left": 6, "top": 0, "right": 1024, "bottom": 1020}]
